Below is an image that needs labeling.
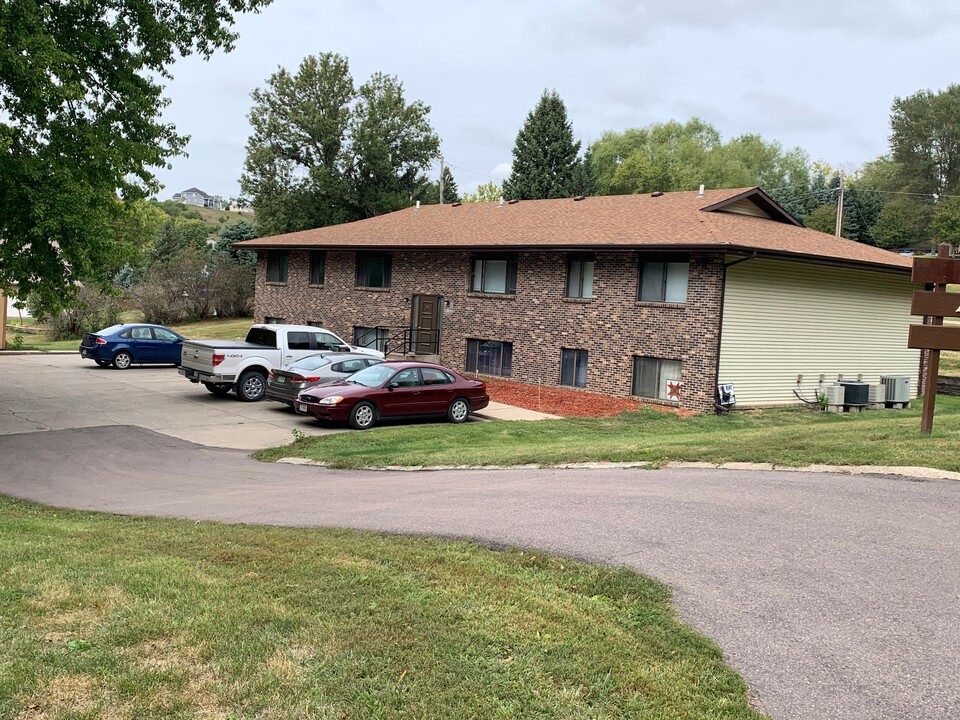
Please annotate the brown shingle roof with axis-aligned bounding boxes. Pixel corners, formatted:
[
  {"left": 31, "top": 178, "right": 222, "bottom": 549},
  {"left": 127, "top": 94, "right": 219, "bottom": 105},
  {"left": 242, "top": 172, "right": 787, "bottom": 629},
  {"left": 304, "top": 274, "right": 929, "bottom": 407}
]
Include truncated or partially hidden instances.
[{"left": 235, "top": 188, "right": 911, "bottom": 272}]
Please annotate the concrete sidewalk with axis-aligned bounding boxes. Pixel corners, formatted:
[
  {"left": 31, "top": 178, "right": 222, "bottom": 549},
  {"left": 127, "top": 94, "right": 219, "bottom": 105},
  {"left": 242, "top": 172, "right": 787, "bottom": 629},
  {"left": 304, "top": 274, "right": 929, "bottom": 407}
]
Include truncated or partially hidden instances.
[{"left": 473, "top": 400, "right": 560, "bottom": 421}]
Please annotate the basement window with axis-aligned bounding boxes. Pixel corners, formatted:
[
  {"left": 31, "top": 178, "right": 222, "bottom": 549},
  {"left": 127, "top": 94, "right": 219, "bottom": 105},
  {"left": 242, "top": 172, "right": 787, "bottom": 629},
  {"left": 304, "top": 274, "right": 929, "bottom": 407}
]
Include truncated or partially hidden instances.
[
  {"left": 466, "top": 339, "right": 513, "bottom": 377},
  {"left": 632, "top": 357, "right": 682, "bottom": 401},
  {"left": 560, "top": 348, "right": 588, "bottom": 388}
]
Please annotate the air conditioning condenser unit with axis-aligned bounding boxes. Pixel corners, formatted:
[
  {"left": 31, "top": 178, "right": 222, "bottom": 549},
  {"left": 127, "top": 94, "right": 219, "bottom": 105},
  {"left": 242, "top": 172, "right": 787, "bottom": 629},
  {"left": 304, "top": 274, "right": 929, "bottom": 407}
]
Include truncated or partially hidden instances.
[{"left": 880, "top": 376, "right": 911, "bottom": 403}]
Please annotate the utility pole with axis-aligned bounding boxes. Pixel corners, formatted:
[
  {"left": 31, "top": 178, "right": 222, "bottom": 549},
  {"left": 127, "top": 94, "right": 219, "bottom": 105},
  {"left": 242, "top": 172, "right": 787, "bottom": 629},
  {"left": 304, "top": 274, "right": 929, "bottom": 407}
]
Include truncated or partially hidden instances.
[
  {"left": 439, "top": 156, "right": 445, "bottom": 205},
  {"left": 834, "top": 170, "right": 845, "bottom": 237}
]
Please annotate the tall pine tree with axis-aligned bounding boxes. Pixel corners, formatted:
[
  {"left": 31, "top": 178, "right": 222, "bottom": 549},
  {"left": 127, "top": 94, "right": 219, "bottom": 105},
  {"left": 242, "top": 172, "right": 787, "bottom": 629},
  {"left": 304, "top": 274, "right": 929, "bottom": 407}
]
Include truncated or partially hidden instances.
[{"left": 502, "top": 90, "right": 584, "bottom": 200}]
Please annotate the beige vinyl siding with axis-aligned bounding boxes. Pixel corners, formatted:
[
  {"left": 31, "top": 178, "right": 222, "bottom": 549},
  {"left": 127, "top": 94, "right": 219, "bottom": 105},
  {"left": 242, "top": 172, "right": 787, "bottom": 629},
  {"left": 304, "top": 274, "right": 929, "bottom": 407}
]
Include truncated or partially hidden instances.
[
  {"left": 718, "top": 258, "right": 919, "bottom": 406},
  {"left": 717, "top": 198, "right": 772, "bottom": 219}
]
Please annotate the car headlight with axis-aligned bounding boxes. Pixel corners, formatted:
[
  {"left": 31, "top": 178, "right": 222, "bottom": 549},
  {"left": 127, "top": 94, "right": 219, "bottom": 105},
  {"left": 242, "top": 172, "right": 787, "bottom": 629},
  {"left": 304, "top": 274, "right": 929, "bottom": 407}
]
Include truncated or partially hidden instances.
[{"left": 318, "top": 395, "right": 344, "bottom": 405}]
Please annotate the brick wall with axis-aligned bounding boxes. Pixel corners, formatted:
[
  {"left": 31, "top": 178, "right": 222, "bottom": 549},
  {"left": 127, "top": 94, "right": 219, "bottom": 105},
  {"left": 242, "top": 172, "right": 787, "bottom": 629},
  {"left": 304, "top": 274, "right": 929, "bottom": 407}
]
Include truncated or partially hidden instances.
[{"left": 254, "top": 249, "right": 725, "bottom": 412}]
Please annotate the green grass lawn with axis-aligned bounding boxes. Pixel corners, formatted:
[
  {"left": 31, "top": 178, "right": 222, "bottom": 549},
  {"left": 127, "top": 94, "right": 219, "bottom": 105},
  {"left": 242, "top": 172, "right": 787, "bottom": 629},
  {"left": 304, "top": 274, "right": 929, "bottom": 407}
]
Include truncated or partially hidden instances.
[
  {"left": 257, "top": 395, "right": 960, "bottom": 471},
  {"left": 5, "top": 315, "right": 254, "bottom": 351},
  {"left": 0, "top": 496, "right": 764, "bottom": 720}
]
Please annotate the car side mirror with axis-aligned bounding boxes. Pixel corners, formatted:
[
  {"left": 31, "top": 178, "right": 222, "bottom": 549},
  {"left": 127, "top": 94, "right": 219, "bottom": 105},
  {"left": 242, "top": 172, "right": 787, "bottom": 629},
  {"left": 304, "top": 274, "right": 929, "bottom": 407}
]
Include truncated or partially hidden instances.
[
  {"left": 338, "top": 345, "right": 350, "bottom": 352},
  {"left": 388, "top": 382, "right": 400, "bottom": 390}
]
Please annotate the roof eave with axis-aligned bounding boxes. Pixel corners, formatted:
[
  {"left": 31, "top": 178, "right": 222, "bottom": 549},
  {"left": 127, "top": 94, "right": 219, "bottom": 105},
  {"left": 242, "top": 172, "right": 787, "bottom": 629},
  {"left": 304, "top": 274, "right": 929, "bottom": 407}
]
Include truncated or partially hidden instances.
[{"left": 235, "top": 240, "right": 911, "bottom": 273}]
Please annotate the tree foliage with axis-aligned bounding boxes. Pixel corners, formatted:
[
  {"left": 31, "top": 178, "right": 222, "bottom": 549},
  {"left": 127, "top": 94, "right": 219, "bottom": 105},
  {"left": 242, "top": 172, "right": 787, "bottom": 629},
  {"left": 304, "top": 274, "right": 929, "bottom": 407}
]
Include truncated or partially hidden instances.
[
  {"left": 461, "top": 181, "right": 502, "bottom": 203},
  {"left": 416, "top": 166, "right": 461, "bottom": 205},
  {"left": 241, "top": 52, "right": 440, "bottom": 236},
  {"left": 502, "top": 90, "right": 587, "bottom": 200},
  {"left": 588, "top": 118, "right": 810, "bottom": 208},
  {"left": 214, "top": 219, "right": 257, "bottom": 271},
  {"left": 890, "top": 84, "right": 960, "bottom": 198},
  {"left": 0, "top": 0, "right": 271, "bottom": 315}
]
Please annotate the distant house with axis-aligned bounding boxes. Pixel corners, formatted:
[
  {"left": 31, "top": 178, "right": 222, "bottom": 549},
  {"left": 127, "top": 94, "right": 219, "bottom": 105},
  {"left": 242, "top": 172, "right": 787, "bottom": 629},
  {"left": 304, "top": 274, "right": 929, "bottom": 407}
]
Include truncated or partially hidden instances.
[
  {"left": 171, "top": 187, "right": 222, "bottom": 210},
  {"left": 234, "top": 188, "right": 921, "bottom": 412}
]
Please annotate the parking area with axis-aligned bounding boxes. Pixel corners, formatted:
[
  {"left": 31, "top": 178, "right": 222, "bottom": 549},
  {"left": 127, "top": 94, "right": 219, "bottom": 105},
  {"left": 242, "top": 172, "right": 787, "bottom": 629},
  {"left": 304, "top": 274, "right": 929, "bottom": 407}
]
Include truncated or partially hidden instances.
[{"left": 0, "top": 353, "right": 346, "bottom": 449}]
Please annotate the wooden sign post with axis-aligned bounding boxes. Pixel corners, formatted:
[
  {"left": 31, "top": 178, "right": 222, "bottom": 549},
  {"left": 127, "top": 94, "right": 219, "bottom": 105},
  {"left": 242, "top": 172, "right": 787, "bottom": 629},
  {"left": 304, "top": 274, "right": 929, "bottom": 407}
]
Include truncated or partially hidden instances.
[{"left": 908, "top": 243, "right": 960, "bottom": 434}]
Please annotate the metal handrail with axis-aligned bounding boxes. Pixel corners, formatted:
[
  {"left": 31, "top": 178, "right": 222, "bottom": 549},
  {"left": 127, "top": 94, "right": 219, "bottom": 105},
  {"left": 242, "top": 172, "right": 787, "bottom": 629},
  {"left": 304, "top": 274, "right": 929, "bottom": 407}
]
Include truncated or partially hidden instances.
[{"left": 355, "top": 326, "right": 439, "bottom": 356}]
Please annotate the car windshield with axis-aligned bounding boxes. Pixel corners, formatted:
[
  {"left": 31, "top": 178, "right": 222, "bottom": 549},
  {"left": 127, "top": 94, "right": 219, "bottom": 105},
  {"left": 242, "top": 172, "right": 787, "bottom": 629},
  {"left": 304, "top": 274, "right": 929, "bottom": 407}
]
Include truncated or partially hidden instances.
[
  {"left": 288, "top": 356, "right": 332, "bottom": 371},
  {"left": 96, "top": 324, "right": 124, "bottom": 335},
  {"left": 347, "top": 364, "right": 398, "bottom": 387}
]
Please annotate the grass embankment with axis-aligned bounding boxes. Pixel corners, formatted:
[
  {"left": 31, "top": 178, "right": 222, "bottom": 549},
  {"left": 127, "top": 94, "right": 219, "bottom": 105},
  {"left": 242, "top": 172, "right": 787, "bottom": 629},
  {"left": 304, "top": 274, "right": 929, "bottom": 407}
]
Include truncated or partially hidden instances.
[
  {"left": 0, "top": 496, "right": 764, "bottom": 719},
  {"left": 258, "top": 396, "right": 960, "bottom": 471},
  {"left": 6, "top": 314, "right": 254, "bottom": 352}
]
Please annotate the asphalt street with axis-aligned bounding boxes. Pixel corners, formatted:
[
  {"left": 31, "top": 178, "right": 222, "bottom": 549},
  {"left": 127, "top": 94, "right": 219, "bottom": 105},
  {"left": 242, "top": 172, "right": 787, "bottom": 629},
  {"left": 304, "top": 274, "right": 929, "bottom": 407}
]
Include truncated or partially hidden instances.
[{"left": 1, "top": 354, "right": 959, "bottom": 719}]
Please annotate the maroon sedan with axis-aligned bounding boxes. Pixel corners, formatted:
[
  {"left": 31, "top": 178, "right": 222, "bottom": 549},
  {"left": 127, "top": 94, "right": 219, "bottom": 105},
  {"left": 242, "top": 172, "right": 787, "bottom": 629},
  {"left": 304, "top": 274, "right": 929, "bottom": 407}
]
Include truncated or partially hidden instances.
[{"left": 296, "top": 361, "right": 489, "bottom": 430}]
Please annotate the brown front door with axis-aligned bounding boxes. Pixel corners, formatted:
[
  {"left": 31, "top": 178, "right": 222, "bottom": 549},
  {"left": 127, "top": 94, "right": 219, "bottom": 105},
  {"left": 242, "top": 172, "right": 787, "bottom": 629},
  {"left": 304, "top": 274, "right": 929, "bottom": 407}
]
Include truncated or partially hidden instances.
[{"left": 411, "top": 294, "right": 440, "bottom": 354}]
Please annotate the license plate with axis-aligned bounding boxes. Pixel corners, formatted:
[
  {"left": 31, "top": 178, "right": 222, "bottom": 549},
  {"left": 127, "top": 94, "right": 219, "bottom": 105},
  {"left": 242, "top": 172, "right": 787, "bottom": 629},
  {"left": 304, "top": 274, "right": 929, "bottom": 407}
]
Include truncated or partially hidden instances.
[{"left": 298, "top": 403, "right": 308, "bottom": 413}]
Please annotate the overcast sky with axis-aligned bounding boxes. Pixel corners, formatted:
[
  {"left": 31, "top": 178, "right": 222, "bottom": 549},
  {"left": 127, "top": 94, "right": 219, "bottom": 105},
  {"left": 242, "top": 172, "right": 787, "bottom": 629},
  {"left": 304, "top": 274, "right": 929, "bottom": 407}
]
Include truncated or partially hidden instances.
[{"left": 152, "top": 0, "right": 960, "bottom": 201}]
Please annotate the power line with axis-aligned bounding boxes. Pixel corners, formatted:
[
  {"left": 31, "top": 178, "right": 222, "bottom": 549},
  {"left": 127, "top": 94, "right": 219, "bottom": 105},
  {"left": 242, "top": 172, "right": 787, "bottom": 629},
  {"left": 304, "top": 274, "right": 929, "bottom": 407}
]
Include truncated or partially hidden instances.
[{"left": 443, "top": 161, "right": 501, "bottom": 182}]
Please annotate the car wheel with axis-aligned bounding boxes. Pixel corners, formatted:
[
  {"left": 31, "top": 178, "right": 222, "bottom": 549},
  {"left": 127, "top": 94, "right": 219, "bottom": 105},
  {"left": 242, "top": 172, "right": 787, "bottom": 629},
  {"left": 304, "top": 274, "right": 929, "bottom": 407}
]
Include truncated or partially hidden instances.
[
  {"left": 94, "top": 359, "right": 110, "bottom": 368},
  {"left": 112, "top": 351, "right": 133, "bottom": 370},
  {"left": 236, "top": 370, "right": 267, "bottom": 402},
  {"left": 349, "top": 401, "right": 377, "bottom": 430},
  {"left": 203, "top": 382, "right": 231, "bottom": 397},
  {"left": 447, "top": 397, "right": 471, "bottom": 424}
]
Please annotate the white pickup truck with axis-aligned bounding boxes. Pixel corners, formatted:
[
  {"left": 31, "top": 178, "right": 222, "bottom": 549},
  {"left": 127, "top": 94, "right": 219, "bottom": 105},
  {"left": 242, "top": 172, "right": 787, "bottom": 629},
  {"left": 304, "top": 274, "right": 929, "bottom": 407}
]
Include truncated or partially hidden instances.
[{"left": 178, "top": 324, "right": 384, "bottom": 401}]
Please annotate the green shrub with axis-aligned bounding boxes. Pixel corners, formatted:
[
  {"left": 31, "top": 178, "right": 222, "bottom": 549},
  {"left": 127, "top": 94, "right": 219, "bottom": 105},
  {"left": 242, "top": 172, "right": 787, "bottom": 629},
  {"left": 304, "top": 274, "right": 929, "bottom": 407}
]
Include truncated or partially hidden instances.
[{"left": 42, "top": 286, "right": 122, "bottom": 340}]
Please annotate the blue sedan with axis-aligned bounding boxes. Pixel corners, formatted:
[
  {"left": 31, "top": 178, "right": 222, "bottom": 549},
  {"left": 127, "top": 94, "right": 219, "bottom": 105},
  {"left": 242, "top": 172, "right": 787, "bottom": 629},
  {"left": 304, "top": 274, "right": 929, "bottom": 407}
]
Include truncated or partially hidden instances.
[{"left": 79, "top": 324, "right": 186, "bottom": 369}]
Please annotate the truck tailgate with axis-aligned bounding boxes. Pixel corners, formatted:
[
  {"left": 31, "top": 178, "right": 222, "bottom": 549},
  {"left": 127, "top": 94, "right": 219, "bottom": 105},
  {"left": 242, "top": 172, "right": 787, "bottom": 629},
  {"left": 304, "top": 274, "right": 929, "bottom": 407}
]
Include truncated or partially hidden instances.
[{"left": 180, "top": 341, "right": 220, "bottom": 373}]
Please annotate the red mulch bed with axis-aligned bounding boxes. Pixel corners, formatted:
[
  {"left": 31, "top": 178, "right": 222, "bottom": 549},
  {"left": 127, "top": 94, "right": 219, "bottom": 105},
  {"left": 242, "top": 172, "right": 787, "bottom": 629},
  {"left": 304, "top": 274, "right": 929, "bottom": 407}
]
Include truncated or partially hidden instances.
[{"left": 481, "top": 377, "right": 692, "bottom": 418}]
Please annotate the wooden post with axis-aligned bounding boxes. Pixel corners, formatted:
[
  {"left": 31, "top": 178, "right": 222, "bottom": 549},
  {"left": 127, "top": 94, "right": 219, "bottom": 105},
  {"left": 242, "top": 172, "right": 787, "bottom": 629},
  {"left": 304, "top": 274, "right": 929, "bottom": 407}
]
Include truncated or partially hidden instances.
[{"left": 920, "top": 244, "right": 952, "bottom": 434}]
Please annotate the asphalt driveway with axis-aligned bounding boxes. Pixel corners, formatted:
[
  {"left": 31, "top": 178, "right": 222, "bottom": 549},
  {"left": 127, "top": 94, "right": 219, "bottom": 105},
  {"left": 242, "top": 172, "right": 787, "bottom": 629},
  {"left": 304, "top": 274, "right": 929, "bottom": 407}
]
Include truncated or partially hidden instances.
[{"left": 1, "top": 354, "right": 958, "bottom": 719}]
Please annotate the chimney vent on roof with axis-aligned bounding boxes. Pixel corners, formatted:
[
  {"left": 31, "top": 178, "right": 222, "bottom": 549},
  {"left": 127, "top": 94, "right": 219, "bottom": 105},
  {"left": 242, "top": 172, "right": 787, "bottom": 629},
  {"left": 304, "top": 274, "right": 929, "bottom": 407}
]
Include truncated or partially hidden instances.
[
  {"left": 451, "top": 201, "right": 462, "bottom": 207},
  {"left": 573, "top": 195, "right": 586, "bottom": 201},
  {"left": 651, "top": 191, "right": 664, "bottom": 198},
  {"left": 508, "top": 199, "right": 519, "bottom": 205},
  {"left": 698, "top": 184, "right": 705, "bottom": 197},
  {"left": 499, "top": 197, "right": 504, "bottom": 206},
  {"left": 415, "top": 200, "right": 421, "bottom": 210}
]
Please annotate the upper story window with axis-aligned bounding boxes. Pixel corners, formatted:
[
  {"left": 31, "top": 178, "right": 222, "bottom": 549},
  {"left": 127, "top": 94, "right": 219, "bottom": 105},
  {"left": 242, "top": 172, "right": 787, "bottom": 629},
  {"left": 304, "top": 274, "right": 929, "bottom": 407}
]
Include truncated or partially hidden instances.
[
  {"left": 566, "top": 255, "right": 595, "bottom": 298},
  {"left": 266, "top": 251, "right": 288, "bottom": 283},
  {"left": 471, "top": 255, "right": 517, "bottom": 295},
  {"left": 356, "top": 252, "right": 392, "bottom": 288},
  {"left": 309, "top": 250, "right": 326, "bottom": 285},
  {"left": 638, "top": 255, "right": 688, "bottom": 303}
]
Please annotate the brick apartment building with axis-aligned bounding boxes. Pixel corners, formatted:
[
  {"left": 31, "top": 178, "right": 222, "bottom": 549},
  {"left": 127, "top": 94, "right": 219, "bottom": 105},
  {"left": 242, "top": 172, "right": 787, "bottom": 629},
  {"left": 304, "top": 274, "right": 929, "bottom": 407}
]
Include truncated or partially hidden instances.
[{"left": 235, "top": 188, "right": 919, "bottom": 412}]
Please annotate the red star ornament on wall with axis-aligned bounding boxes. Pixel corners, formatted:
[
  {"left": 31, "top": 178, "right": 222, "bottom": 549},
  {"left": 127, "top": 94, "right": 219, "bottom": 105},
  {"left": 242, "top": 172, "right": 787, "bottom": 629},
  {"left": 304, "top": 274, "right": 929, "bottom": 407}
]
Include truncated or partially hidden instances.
[{"left": 666, "top": 380, "right": 682, "bottom": 400}]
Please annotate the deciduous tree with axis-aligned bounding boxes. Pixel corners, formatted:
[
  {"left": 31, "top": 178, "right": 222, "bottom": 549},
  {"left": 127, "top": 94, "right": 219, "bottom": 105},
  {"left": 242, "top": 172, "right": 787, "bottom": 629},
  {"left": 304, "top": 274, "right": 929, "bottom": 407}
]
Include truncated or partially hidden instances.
[
  {"left": 0, "top": 0, "right": 270, "bottom": 315},
  {"left": 241, "top": 53, "right": 439, "bottom": 234},
  {"left": 461, "top": 181, "right": 502, "bottom": 203},
  {"left": 890, "top": 84, "right": 960, "bottom": 198}
]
